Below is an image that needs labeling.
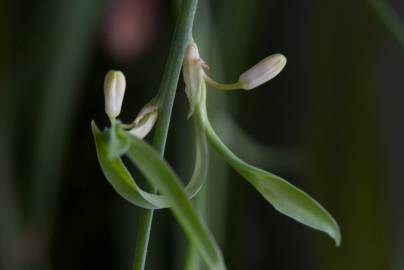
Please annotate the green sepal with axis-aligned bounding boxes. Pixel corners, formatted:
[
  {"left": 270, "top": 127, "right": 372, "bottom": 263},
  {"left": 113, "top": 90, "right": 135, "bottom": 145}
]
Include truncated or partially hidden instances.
[{"left": 107, "top": 120, "right": 130, "bottom": 158}]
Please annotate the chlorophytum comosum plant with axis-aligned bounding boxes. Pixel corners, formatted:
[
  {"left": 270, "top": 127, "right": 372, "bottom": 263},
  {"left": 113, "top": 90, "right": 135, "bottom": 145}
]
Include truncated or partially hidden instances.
[{"left": 92, "top": 41, "right": 341, "bottom": 269}]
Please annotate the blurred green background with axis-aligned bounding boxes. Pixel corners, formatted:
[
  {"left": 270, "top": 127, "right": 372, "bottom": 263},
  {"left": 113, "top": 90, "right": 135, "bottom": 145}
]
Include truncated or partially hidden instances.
[{"left": 1, "top": 0, "right": 403, "bottom": 269}]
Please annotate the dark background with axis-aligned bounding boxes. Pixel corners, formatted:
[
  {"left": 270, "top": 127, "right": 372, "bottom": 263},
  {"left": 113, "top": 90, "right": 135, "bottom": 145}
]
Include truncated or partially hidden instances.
[{"left": 1, "top": 0, "right": 403, "bottom": 269}]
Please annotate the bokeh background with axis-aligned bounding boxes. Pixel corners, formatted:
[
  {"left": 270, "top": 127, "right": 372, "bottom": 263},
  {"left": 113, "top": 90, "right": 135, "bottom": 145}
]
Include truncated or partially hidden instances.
[{"left": 1, "top": 0, "right": 404, "bottom": 269}]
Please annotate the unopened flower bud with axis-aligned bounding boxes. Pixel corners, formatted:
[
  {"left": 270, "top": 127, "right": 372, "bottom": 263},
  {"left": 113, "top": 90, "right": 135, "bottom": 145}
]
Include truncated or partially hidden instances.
[
  {"left": 104, "top": 70, "right": 126, "bottom": 118},
  {"left": 128, "top": 103, "right": 158, "bottom": 139},
  {"left": 238, "top": 54, "right": 286, "bottom": 90},
  {"left": 183, "top": 42, "right": 206, "bottom": 118}
]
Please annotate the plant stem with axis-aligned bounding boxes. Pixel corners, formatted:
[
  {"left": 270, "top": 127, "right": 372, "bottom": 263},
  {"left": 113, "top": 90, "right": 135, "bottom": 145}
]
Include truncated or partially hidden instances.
[
  {"left": 183, "top": 0, "right": 260, "bottom": 268},
  {"left": 131, "top": 0, "right": 199, "bottom": 269}
]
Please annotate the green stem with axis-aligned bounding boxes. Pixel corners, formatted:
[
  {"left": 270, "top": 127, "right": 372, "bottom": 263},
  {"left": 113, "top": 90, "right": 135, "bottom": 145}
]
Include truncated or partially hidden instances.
[
  {"left": 204, "top": 74, "right": 242, "bottom": 91},
  {"left": 131, "top": 0, "right": 199, "bottom": 269}
]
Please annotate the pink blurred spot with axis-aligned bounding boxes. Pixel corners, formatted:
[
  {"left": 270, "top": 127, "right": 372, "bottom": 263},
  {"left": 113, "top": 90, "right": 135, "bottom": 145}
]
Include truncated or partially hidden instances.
[{"left": 103, "top": 0, "right": 160, "bottom": 61}]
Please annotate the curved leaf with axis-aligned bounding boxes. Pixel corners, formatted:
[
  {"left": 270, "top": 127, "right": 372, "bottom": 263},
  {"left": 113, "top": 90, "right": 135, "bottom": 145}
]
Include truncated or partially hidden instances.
[
  {"left": 92, "top": 122, "right": 168, "bottom": 209},
  {"left": 241, "top": 167, "right": 341, "bottom": 246},
  {"left": 125, "top": 128, "right": 226, "bottom": 270},
  {"left": 198, "top": 83, "right": 341, "bottom": 246},
  {"left": 93, "top": 121, "right": 225, "bottom": 269},
  {"left": 91, "top": 114, "right": 208, "bottom": 209}
]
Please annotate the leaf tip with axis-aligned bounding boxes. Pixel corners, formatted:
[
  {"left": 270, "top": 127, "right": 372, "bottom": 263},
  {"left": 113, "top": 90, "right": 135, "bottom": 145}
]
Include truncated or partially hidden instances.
[
  {"left": 323, "top": 216, "right": 341, "bottom": 246},
  {"left": 332, "top": 225, "right": 342, "bottom": 247}
]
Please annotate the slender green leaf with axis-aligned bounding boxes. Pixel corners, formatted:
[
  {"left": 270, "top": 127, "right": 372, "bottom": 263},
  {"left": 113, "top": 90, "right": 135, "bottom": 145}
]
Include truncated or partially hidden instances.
[
  {"left": 91, "top": 117, "right": 208, "bottom": 209},
  {"left": 123, "top": 130, "right": 225, "bottom": 270},
  {"left": 92, "top": 122, "right": 168, "bottom": 209},
  {"left": 93, "top": 121, "right": 225, "bottom": 269},
  {"left": 198, "top": 84, "right": 341, "bottom": 246},
  {"left": 241, "top": 167, "right": 341, "bottom": 246}
]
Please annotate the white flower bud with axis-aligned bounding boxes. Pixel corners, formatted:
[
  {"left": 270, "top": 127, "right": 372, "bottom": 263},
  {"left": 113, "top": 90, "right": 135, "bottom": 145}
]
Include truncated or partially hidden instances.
[
  {"left": 183, "top": 42, "right": 206, "bottom": 118},
  {"left": 104, "top": 70, "right": 126, "bottom": 118},
  {"left": 128, "top": 103, "right": 158, "bottom": 139},
  {"left": 238, "top": 54, "right": 287, "bottom": 90}
]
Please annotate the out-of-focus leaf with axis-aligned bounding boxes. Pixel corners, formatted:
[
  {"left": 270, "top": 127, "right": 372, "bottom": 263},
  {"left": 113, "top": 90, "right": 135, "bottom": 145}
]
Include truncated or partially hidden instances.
[
  {"left": 91, "top": 114, "right": 208, "bottom": 209},
  {"left": 198, "top": 84, "right": 341, "bottom": 246},
  {"left": 28, "top": 0, "right": 103, "bottom": 220},
  {"left": 212, "top": 112, "right": 304, "bottom": 173},
  {"left": 367, "top": 0, "right": 404, "bottom": 50}
]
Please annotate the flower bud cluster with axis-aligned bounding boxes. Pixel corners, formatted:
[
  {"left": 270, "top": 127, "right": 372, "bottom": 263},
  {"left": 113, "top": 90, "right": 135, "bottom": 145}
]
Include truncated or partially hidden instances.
[
  {"left": 183, "top": 42, "right": 287, "bottom": 95},
  {"left": 103, "top": 70, "right": 158, "bottom": 139}
]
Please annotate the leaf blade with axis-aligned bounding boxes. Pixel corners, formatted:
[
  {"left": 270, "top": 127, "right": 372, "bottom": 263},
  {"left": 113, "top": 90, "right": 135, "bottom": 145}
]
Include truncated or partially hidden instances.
[
  {"left": 202, "top": 110, "right": 341, "bottom": 246},
  {"left": 241, "top": 167, "right": 341, "bottom": 245},
  {"left": 125, "top": 134, "right": 226, "bottom": 270},
  {"left": 92, "top": 121, "right": 169, "bottom": 209},
  {"left": 92, "top": 118, "right": 208, "bottom": 209}
]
